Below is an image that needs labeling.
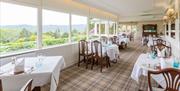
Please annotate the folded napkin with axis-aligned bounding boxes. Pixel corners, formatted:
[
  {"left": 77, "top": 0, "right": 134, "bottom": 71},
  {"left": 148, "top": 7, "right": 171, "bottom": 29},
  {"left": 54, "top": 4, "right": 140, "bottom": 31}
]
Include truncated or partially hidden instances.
[{"left": 14, "top": 58, "right": 25, "bottom": 74}]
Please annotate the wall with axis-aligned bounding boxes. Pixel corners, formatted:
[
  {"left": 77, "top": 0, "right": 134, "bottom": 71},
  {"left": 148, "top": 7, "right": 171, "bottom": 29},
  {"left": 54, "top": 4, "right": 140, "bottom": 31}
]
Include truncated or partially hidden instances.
[{"left": 0, "top": 43, "right": 79, "bottom": 68}]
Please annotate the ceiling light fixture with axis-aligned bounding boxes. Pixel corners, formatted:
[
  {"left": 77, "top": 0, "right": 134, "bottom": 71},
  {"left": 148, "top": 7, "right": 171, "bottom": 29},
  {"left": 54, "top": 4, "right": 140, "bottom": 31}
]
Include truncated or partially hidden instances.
[{"left": 163, "top": 8, "right": 177, "bottom": 23}]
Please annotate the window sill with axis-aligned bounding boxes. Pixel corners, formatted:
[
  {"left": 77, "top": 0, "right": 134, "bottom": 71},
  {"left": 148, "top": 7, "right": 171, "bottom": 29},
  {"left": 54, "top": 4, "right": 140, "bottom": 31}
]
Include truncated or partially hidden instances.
[
  {"left": 0, "top": 42, "right": 79, "bottom": 59},
  {"left": 0, "top": 49, "right": 38, "bottom": 59}
]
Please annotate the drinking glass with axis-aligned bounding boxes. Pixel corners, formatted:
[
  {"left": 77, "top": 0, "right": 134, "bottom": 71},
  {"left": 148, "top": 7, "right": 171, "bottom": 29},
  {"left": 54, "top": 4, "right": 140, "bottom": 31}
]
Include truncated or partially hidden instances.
[
  {"left": 173, "top": 57, "right": 179, "bottom": 68},
  {"left": 36, "top": 53, "right": 44, "bottom": 69}
]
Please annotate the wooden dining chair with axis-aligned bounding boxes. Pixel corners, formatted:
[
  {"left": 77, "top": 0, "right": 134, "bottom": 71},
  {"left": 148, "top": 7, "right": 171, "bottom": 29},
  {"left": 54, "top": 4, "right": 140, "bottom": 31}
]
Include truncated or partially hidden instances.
[
  {"left": 165, "top": 45, "right": 172, "bottom": 57},
  {"left": 78, "top": 40, "right": 93, "bottom": 68},
  {"left": 100, "top": 36, "right": 108, "bottom": 44},
  {"left": 91, "top": 40, "right": 110, "bottom": 72},
  {"left": 152, "top": 44, "right": 172, "bottom": 57},
  {"left": 20, "top": 79, "right": 33, "bottom": 91},
  {"left": 0, "top": 79, "right": 2, "bottom": 91},
  {"left": 148, "top": 68, "right": 180, "bottom": 91},
  {"left": 112, "top": 36, "right": 118, "bottom": 44},
  {"left": 153, "top": 39, "right": 166, "bottom": 46}
]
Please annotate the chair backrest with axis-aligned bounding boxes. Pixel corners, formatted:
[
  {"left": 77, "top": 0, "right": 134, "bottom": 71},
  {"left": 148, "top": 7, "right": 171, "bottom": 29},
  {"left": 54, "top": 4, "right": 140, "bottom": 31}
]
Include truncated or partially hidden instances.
[
  {"left": 0, "top": 79, "right": 2, "bottom": 91},
  {"left": 153, "top": 39, "right": 166, "bottom": 46},
  {"left": 148, "top": 68, "right": 180, "bottom": 91},
  {"left": 91, "top": 40, "right": 102, "bottom": 58},
  {"left": 112, "top": 36, "right": 118, "bottom": 44},
  {"left": 165, "top": 45, "right": 172, "bottom": 56},
  {"left": 152, "top": 44, "right": 172, "bottom": 57},
  {"left": 100, "top": 36, "right": 108, "bottom": 44},
  {"left": 20, "top": 79, "right": 33, "bottom": 91},
  {"left": 79, "top": 40, "right": 89, "bottom": 55}
]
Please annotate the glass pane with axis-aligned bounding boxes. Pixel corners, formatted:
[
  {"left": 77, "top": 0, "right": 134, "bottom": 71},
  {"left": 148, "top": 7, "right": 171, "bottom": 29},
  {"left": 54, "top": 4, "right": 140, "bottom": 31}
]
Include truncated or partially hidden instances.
[
  {"left": 88, "top": 18, "right": 100, "bottom": 39},
  {"left": 0, "top": 2, "right": 37, "bottom": 54},
  {"left": 127, "top": 25, "right": 131, "bottom": 32},
  {"left": 109, "top": 21, "right": 114, "bottom": 35},
  {"left": 42, "top": 10, "right": 69, "bottom": 46},
  {"left": 122, "top": 25, "right": 127, "bottom": 31},
  {"left": 171, "top": 23, "right": 175, "bottom": 39},
  {"left": 100, "top": 20, "right": 106, "bottom": 35},
  {"left": 71, "top": 14, "right": 87, "bottom": 42}
]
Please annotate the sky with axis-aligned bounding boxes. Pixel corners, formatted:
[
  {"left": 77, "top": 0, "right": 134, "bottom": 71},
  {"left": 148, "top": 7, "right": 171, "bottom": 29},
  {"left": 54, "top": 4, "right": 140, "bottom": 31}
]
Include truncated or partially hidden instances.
[{"left": 0, "top": 2, "right": 87, "bottom": 26}]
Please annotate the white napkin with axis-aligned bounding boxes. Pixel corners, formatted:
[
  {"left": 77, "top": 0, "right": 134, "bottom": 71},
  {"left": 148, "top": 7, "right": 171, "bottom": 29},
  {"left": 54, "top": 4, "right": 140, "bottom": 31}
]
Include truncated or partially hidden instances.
[{"left": 14, "top": 58, "right": 25, "bottom": 73}]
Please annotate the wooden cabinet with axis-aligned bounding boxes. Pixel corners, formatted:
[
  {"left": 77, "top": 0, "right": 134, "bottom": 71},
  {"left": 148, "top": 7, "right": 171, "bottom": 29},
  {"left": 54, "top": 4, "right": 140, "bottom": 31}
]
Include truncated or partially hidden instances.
[{"left": 142, "top": 24, "right": 157, "bottom": 36}]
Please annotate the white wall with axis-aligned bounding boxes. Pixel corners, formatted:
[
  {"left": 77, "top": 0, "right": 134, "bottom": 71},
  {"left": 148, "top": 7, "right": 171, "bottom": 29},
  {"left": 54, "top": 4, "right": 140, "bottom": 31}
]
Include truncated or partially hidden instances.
[{"left": 0, "top": 43, "right": 79, "bottom": 68}]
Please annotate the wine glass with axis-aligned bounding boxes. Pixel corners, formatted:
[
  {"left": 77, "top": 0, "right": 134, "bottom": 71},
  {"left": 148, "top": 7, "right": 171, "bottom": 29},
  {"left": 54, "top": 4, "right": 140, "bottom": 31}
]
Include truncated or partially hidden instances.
[{"left": 36, "top": 52, "right": 44, "bottom": 69}]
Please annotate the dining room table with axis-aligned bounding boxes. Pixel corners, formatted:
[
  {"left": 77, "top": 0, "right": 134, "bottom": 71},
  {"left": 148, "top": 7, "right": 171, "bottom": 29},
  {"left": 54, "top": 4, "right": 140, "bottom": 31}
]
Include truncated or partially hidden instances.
[
  {"left": 131, "top": 53, "right": 180, "bottom": 90},
  {"left": 89, "top": 41, "right": 120, "bottom": 62},
  {"left": 0, "top": 56, "right": 65, "bottom": 91},
  {"left": 117, "top": 35, "right": 130, "bottom": 45},
  {"left": 102, "top": 43, "right": 120, "bottom": 61}
]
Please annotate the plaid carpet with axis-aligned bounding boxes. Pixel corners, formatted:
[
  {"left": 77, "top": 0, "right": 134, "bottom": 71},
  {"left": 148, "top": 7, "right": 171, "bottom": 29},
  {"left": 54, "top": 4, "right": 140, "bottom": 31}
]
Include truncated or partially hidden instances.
[{"left": 57, "top": 40, "right": 156, "bottom": 91}]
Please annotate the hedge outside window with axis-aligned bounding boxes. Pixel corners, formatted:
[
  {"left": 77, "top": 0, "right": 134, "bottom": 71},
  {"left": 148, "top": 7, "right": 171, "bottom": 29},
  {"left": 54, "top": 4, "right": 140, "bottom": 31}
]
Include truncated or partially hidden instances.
[
  {"left": 0, "top": 2, "right": 37, "bottom": 54},
  {"left": 71, "top": 14, "right": 87, "bottom": 42},
  {"left": 42, "top": 10, "right": 69, "bottom": 46}
]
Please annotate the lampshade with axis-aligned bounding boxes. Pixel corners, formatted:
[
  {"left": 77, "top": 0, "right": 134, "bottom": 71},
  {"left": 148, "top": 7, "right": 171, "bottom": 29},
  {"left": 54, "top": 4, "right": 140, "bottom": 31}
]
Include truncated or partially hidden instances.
[
  {"left": 164, "top": 8, "right": 177, "bottom": 23},
  {"left": 166, "top": 8, "right": 175, "bottom": 17},
  {"left": 163, "top": 16, "right": 168, "bottom": 20}
]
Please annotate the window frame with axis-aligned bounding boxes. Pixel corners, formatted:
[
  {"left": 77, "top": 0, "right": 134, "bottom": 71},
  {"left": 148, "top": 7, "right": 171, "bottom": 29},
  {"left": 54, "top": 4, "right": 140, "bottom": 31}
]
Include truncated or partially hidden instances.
[{"left": 0, "top": 1, "right": 117, "bottom": 57}]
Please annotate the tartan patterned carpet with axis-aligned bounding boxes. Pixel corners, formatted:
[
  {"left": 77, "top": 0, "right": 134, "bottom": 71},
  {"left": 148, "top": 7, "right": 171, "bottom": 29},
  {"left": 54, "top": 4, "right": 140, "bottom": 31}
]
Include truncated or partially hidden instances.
[{"left": 57, "top": 40, "right": 156, "bottom": 91}]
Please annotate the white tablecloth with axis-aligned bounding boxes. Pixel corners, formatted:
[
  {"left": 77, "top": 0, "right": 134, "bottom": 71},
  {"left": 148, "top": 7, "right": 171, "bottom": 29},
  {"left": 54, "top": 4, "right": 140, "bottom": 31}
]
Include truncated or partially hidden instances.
[
  {"left": 0, "top": 56, "right": 65, "bottom": 91},
  {"left": 118, "top": 38, "right": 129, "bottom": 44},
  {"left": 103, "top": 44, "right": 120, "bottom": 61},
  {"left": 130, "top": 54, "right": 179, "bottom": 89},
  {"left": 90, "top": 43, "right": 120, "bottom": 61}
]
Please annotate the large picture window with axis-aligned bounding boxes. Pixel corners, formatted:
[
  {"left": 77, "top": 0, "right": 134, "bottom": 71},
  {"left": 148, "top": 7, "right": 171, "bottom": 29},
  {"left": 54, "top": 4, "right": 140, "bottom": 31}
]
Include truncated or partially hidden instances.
[
  {"left": 88, "top": 18, "right": 100, "bottom": 39},
  {"left": 71, "top": 14, "right": 87, "bottom": 42},
  {"left": 0, "top": 2, "right": 37, "bottom": 54},
  {"left": 42, "top": 10, "right": 69, "bottom": 46},
  {"left": 109, "top": 21, "right": 115, "bottom": 35}
]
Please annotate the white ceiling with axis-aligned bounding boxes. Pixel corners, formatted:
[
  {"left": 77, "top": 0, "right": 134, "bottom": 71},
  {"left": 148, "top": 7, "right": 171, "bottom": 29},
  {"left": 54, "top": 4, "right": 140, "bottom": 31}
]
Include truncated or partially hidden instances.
[{"left": 74, "top": 0, "right": 171, "bottom": 22}]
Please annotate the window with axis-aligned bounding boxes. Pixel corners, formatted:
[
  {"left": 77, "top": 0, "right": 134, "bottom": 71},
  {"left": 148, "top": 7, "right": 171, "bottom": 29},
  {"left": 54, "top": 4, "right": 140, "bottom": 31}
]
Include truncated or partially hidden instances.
[
  {"left": 71, "top": 14, "right": 87, "bottom": 42},
  {"left": 122, "top": 25, "right": 127, "bottom": 32},
  {"left": 0, "top": 2, "right": 37, "bottom": 54},
  {"left": 171, "top": 23, "right": 175, "bottom": 39},
  {"left": 42, "top": 10, "right": 69, "bottom": 46},
  {"left": 88, "top": 18, "right": 100, "bottom": 39},
  {"left": 127, "top": 25, "right": 131, "bottom": 32},
  {"left": 100, "top": 20, "right": 106, "bottom": 35},
  {"left": 109, "top": 21, "right": 115, "bottom": 35}
]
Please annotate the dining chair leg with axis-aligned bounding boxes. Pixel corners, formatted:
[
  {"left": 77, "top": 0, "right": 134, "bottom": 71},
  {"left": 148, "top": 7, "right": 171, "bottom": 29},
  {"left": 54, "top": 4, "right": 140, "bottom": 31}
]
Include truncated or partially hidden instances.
[
  {"left": 83, "top": 56, "right": 86, "bottom": 63},
  {"left": 100, "top": 63, "right": 103, "bottom": 72},
  {"left": 91, "top": 59, "right": 95, "bottom": 70},
  {"left": 78, "top": 55, "right": 80, "bottom": 67},
  {"left": 86, "top": 57, "right": 89, "bottom": 69},
  {"left": 96, "top": 60, "right": 99, "bottom": 65},
  {"left": 107, "top": 57, "right": 111, "bottom": 67},
  {"left": 100, "top": 59, "right": 103, "bottom": 72},
  {"left": 106, "top": 63, "right": 108, "bottom": 68}
]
